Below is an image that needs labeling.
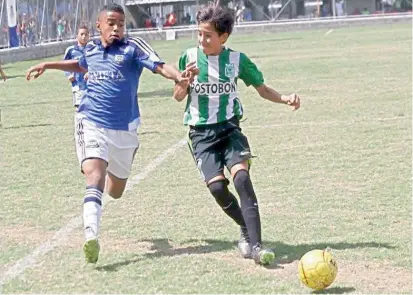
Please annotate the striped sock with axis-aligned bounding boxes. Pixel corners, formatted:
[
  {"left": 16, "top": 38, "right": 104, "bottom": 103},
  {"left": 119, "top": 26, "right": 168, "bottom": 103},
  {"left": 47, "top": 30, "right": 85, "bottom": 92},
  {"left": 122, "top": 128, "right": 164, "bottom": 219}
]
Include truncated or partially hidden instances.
[{"left": 83, "top": 186, "right": 103, "bottom": 241}]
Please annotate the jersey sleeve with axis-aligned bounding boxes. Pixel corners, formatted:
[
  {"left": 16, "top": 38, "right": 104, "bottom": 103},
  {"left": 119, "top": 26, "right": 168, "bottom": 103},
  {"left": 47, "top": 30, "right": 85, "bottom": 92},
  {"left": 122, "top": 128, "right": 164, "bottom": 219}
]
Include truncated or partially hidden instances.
[
  {"left": 178, "top": 50, "right": 188, "bottom": 72},
  {"left": 78, "top": 53, "right": 88, "bottom": 71},
  {"left": 130, "top": 38, "right": 164, "bottom": 72},
  {"left": 238, "top": 53, "right": 264, "bottom": 87},
  {"left": 63, "top": 47, "right": 73, "bottom": 78}
]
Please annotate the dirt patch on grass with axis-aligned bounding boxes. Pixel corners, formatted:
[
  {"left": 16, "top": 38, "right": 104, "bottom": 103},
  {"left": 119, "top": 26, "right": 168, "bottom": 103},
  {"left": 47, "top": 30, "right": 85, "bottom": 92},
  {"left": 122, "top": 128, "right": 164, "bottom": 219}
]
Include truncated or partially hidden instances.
[{"left": 0, "top": 225, "right": 52, "bottom": 246}]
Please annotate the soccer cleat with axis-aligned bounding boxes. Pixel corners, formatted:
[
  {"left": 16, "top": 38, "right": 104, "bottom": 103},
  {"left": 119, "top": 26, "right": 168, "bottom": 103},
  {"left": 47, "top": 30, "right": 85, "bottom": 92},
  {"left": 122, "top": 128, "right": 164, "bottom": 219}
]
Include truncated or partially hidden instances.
[
  {"left": 83, "top": 239, "right": 100, "bottom": 264},
  {"left": 238, "top": 227, "right": 252, "bottom": 258},
  {"left": 252, "top": 245, "right": 276, "bottom": 266}
]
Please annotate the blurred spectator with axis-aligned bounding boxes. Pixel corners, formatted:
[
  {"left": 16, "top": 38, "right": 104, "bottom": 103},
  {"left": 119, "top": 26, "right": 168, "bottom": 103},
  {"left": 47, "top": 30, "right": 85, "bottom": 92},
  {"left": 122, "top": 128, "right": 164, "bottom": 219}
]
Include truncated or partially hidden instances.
[
  {"left": 155, "top": 13, "right": 162, "bottom": 30},
  {"left": 336, "top": 0, "right": 344, "bottom": 16},
  {"left": 27, "top": 17, "right": 36, "bottom": 46},
  {"left": 144, "top": 17, "right": 153, "bottom": 28},
  {"left": 236, "top": 5, "right": 245, "bottom": 24},
  {"left": 57, "top": 19, "right": 65, "bottom": 41},
  {"left": 362, "top": 7, "right": 370, "bottom": 15},
  {"left": 19, "top": 14, "right": 28, "bottom": 47},
  {"left": 165, "top": 12, "right": 177, "bottom": 27}
]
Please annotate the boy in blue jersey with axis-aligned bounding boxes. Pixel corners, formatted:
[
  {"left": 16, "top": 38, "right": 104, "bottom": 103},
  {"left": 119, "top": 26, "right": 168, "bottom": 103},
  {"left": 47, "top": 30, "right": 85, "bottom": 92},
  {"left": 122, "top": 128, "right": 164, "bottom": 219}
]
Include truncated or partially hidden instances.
[
  {"left": 26, "top": 3, "right": 197, "bottom": 264},
  {"left": 63, "top": 25, "right": 90, "bottom": 109}
]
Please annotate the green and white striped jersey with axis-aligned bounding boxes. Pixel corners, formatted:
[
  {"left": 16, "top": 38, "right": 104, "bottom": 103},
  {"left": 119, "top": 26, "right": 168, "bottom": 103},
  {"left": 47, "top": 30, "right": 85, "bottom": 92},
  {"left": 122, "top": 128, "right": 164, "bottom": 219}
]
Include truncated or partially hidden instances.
[{"left": 178, "top": 47, "right": 264, "bottom": 126}]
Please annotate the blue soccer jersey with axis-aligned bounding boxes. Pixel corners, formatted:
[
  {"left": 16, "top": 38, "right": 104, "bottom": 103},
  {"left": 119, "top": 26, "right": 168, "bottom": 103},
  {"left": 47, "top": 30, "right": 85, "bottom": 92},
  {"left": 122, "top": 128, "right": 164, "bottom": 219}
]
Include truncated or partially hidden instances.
[
  {"left": 77, "top": 37, "right": 163, "bottom": 131},
  {"left": 63, "top": 44, "right": 87, "bottom": 91}
]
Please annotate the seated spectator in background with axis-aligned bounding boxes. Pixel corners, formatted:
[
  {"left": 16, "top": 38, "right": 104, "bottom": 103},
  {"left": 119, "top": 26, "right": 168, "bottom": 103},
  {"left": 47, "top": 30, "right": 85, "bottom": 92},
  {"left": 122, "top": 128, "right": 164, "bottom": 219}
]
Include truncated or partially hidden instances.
[
  {"left": 145, "top": 17, "right": 153, "bottom": 28},
  {"left": 362, "top": 7, "right": 370, "bottom": 14},
  {"left": 164, "top": 12, "right": 177, "bottom": 27}
]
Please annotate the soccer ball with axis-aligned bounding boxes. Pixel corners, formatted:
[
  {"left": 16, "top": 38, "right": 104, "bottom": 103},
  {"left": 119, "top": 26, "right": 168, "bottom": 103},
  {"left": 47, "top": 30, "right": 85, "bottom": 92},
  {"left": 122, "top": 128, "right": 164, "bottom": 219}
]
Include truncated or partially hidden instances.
[{"left": 298, "top": 249, "right": 338, "bottom": 290}]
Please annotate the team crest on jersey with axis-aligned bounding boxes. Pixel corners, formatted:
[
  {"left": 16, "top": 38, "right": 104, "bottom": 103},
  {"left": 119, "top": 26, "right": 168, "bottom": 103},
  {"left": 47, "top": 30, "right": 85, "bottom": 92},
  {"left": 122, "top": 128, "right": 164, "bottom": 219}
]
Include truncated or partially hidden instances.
[
  {"left": 114, "top": 55, "right": 125, "bottom": 64},
  {"left": 225, "top": 63, "right": 236, "bottom": 78}
]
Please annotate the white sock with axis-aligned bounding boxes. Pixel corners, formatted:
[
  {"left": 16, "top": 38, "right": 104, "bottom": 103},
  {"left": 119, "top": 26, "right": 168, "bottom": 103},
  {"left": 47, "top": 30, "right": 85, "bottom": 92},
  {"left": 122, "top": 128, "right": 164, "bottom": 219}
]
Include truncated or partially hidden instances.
[{"left": 83, "top": 186, "right": 103, "bottom": 241}]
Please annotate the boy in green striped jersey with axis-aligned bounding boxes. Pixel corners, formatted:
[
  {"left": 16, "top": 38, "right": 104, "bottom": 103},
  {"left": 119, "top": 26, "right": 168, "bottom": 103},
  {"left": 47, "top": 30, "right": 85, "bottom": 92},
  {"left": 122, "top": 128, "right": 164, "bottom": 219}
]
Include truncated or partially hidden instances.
[{"left": 174, "top": 4, "right": 300, "bottom": 266}]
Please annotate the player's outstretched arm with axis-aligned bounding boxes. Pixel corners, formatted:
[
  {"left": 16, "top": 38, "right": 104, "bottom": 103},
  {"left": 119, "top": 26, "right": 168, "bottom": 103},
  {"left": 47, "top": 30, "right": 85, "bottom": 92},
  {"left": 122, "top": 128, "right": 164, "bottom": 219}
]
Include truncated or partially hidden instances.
[
  {"left": 26, "top": 60, "right": 86, "bottom": 81},
  {"left": 0, "top": 67, "right": 7, "bottom": 81},
  {"left": 155, "top": 64, "right": 183, "bottom": 83},
  {"left": 155, "top": 62, "right": 199, "bottom": 83},
  {"left": 254, "top": 84, "right": 301, "bottom": 111},
  {"left": 173, "top": 80, "right": 190, "bottom": 102}
]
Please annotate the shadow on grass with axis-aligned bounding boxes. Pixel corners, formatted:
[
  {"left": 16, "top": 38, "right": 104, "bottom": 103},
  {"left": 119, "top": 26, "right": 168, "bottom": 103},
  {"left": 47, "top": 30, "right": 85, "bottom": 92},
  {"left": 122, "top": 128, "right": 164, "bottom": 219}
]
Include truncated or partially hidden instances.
[
  {"left": 95, "top": 256, "right": 143, "bottom": 272},
  {"left": 139, "top": 88, "right": 172, "bottom": 98},
  {"left": 2, "top": 123, "right": 52, "bottom": 129},
  {"left": 313, "top": 286, "right": 356, "bottom": 294},
  {"left": 95, "top": 238, "right": 394, "bottom": 273},
  {"left": 266, "top": 241, "right": 395, "bottom": 264},
  {"left": 1, "top": 100, "right": 68, "bottom": 107},
  {"left": 140, "top": 130, "right": 160, "bottom": 136},
  {"left": 5, "top": 74, "right": 26, "bottom": 80}
]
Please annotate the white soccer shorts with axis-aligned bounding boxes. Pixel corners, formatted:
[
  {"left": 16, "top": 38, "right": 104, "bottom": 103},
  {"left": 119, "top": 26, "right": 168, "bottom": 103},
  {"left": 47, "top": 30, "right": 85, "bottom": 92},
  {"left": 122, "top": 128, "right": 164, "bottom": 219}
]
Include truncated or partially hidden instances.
[
  {"left": 74, "top": 115, "right": 139, "bottom": 179},
  {"left": 72, "top": 88, "right": 85, "bottom": 107}
]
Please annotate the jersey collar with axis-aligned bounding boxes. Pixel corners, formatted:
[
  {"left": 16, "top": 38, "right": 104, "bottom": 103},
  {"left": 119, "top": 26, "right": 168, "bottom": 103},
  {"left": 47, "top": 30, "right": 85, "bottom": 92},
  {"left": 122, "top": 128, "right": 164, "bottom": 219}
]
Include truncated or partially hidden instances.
[{"left": 94, "top": 38, "right": 127, "bottom": 50}]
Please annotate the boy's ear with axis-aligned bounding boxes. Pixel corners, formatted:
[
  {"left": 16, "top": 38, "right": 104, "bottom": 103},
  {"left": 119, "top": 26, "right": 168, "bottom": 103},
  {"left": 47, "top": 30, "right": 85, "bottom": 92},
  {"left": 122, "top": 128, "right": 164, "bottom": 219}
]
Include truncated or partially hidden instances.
[
  {"left": 96, "top": 20, "right": 101, "bottom": 32},
  {"left": 220, "top": 32, "right": 229, "bottom": 44}
]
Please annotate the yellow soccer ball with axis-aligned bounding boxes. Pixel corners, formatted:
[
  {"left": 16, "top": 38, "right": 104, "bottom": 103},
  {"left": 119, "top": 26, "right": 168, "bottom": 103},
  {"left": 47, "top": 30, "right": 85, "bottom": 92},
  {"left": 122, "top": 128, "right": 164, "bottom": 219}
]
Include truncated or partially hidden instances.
[{"left": 298, "top": 249, "right": 338, "bottom": 290}]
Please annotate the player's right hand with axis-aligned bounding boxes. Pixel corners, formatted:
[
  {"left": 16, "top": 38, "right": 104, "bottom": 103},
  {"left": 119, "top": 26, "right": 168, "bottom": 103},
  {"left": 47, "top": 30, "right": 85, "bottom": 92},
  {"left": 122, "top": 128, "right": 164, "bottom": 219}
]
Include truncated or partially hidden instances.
[
  {"left": 26, "top": 63, "right": 46, "bottom": 81},
  {"left": 68, "top": 74, "right": 75, "bottom": 82}
]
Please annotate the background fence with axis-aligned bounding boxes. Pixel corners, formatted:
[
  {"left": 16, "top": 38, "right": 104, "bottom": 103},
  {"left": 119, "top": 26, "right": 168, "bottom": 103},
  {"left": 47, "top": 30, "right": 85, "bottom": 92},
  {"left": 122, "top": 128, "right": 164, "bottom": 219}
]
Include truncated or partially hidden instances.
[{"left": 0, "top": 0, "right": 123, "bottom": 48}]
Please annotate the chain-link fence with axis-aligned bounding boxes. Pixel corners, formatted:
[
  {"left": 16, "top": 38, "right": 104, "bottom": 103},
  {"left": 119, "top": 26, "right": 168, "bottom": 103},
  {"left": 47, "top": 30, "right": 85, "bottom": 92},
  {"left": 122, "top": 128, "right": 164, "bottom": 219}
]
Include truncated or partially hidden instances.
[{"left": 0, "top": 0, "right": 123, "bottom": 48}]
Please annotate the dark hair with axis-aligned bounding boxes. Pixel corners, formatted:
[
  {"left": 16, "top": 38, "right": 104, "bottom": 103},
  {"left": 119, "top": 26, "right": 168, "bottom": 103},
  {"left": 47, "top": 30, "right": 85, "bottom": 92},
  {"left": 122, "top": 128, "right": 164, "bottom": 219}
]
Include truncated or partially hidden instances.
[
  {"left": 77, "top": 24, "right": 89, "bottom": 32},
  {"left": 101, "top": 3, "right": 125, "bottom": 15},
  {"left": 196, "top": 4, "right": 235, "bottom": 35}
]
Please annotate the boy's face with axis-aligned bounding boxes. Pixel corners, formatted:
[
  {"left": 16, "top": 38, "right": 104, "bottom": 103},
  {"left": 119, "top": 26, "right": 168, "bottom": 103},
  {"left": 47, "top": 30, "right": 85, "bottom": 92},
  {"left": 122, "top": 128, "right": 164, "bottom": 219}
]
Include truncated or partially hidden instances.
[
  {"left": 77, "top": 28, "right": 89, "bottom": 46},
  {"left": 96, "top": 10, "right": 125, "bottom": 45},
  {"left": 198, "top": 22, "right": 228, "bottom": 55}
]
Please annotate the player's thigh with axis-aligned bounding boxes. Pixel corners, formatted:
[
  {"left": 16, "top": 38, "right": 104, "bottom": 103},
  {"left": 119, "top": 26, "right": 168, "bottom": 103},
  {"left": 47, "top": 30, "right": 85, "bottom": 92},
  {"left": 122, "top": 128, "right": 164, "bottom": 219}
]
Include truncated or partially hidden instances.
[
  {"left": 106, "top": 130, "right": 139, "bottom": 194},
  {"left": 224, "top": 128, "right": 253, "bottom": 174},
  {"left": 74, "top": 116, "right": 109, "bottom": 188},
  {"left": 74, "top": 116, "right": 110, "bottom": 164},
  {"left": 188, "top": 128, "right": 225, "bottom": 184}
]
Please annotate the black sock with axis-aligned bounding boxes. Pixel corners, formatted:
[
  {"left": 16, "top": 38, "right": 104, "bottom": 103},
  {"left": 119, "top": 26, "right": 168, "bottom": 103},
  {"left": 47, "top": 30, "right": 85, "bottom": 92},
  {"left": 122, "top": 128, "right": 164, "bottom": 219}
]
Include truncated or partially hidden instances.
[
  {"left": 208, "top": 180, "right": 246, "bottom": 227},
  {"left": 233, "top": 170, "right": 262, "bottom": 248}
]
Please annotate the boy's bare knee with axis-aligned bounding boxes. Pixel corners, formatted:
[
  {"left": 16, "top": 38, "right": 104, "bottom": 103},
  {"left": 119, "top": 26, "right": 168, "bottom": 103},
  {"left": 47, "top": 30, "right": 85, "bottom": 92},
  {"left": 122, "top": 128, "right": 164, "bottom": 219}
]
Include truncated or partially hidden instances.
[
  {"left": 84, "top": 170, "right": 105, "bottom": 185},
  {"left": 108, "top": 191, "right": 123, "bottom": 199}
]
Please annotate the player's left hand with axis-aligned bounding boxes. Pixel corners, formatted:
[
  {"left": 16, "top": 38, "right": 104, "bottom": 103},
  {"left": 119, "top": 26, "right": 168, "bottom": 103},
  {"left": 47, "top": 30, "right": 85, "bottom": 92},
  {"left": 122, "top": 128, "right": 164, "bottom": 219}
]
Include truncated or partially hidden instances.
[
  {"left": 26, "top": 63, "right": 46, "bottom": 81},
  {"left": 181, "top": 62, "right": 199, "bottom": 83},
  {"left": 285, "top": 93, "right": 301, "bottom": 111},
  {"left": 84, "top": 72, "right": 89, "bottom": 80}
]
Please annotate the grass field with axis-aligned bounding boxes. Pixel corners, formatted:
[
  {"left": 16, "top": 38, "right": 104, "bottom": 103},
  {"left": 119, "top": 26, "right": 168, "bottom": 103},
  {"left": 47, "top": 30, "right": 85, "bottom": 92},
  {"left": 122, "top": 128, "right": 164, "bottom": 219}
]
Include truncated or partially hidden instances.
[{"left": 0, "top": 23, "right": 411, "bottom": 294}]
